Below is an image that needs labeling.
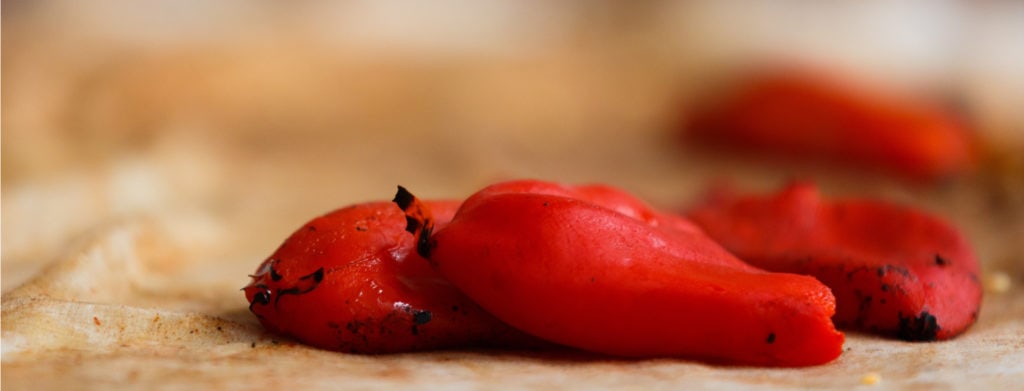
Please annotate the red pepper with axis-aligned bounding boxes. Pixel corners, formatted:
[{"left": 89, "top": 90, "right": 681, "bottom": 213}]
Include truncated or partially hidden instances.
[
  {"left": 686, "top": 182, "right": 982, "bottom": 340},
  {"left": 401, "top": 180, "right": 844, "bottom": 366},
  {"left": 682, "top": 70, "right": 977, "bottom": 182},
  {"left": 243, "top": 198, "right": 539, "bottom": 353}
]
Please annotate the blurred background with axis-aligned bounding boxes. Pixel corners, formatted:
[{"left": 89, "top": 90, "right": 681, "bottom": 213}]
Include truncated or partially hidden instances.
[{"left": 4, "top": 1, "right": 1024, "bottom": 289}]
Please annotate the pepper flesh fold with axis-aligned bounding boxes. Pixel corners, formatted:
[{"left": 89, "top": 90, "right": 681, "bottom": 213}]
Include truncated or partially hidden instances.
[
  {"left": 243, "top": 199, "right": 540, "bottom": 353},
  {"left": 687, "top": 183, "right": 982, "bottom": 341},
  {"left": 409, "top": 180, "right": 844, "bottom": 366}
]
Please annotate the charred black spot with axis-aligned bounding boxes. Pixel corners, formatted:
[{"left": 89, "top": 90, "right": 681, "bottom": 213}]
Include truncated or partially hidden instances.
[
  {"left": 307, "top": 225, "right": 317, "bottom": 232},
  {"left": 766, "top": 333, "right": 776, "bottom": 344},
  {"left": 274, "top": 267, "right": 325, "bottom": 305},
  {"left": 858, "top": 296, "right": 873, "bottom": 315},
  {"left": 269, "top": 263, "right": 283, "bottom": 281},
  {"left": 897, "top": 311, "right": 941, "bottom": 341},
  {"left": 934, "top": 254, "right": 949, "bottom": 266},
  {"left": 252, "top": 287, "right": 271, "bottom": 305},
  {"left": 346, "top": 320, "right": 365, "bottom": 334},
  {"left": 881, "top": 284, "right": 890, "bottom": 292},
  {"left": 451, "top": 305, "right": 459, "bottom": 312},
  {"left": 248, "top": 285, "right": 272, "bottom": 313},
  {"left": 252, "top": 291, "right": 270, "bottom": 306},
  {"left": 416, "top": 226, "right": 434, "bottom": 259},
  {"left": 393, "top": 186, "right": 415, "bottom": 210},
  {"left": 891, "top": 265, "right": 911, "bottom": 277},
  {"left": 355, "top": 225, "right": 368, "bottom": 232},
  {"left": 877, "top": 264, "right": 912, "bottom": 279},
  {"left": 412, "top": 310, "right": 432, "bottom": 325},
  {"left": 405, "top": 216, "right": 421, "bottom": 235},
  {"left": 845, "top": 266, "right": 870, "bottom": 281},
  {"left": 391, "top": 186, "right": 436, "bottom": 259},
  {"left": 308, "top": 267, "right": 325, "bottom": 283}
]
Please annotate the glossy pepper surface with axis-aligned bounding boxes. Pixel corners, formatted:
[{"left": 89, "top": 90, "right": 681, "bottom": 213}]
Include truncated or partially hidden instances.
[
  {"left": 403, "top": 180, "right": 844, "bottom": 366},
  {"left": 687, "top": 183, "right": 982, "bottom": 340},
  {"left": 244, "top": 199, "right": 538, "bottom": 353}
]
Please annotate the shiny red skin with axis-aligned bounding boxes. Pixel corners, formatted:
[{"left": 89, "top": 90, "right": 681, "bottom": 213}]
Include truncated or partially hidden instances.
[
  {"left": 243, "top": 200, "right": 537, "bottom": 353},
  {"left": 683, "top": 70, "right": 977, "bottom": 182},
  {"left": 687, "top": 183, "right": 982, "bottom": 341},
  {"left": 421, "top": 180, "right": 844, "bottom": 366}
]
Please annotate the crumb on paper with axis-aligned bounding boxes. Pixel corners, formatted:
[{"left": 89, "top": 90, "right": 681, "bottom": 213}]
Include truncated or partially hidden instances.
[
  {"left": 985, "top": 272, "right": 1012, "bottom": 294},
  {"left": 861, "top": 372, "right": 881, "bottom": 385}
]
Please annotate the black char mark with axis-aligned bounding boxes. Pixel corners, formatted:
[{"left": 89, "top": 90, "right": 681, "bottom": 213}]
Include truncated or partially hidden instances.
[
  {"left": 393, "top": 186, "right": 415, "bottom": 212},
  {"left": 934, "top": 254, "right": 949, "bottom": 267},
  {"left": 407, "top": 307, "right": 432, "bottom": 336},
  {"left": 415, "top": 226, "right": 434, "bottom": 259},
  {"left": 877, "top": 265, "right": 911, "bottom": 278},
  {"left": 766, "top": 333, "right": 776, "bottom": 344},
  {"left": 274, "top": 267, "right": 325, "bottom": 305},
  {"left": 897, "top": 311, "right": 940, "bottom": 341},
  {"left": 855, "top": 295, "right": 873, "bottom": 328},
  {"left": 248, "top": 284, "right": 272, "bottom": 315},
  {"left": 395, "top": 185, "right": 422, "bottom": 234},
  {"left": 269, "top": 262, "right": 283, "bottom": 281},
  {"left": 392, "top": 185, "right": 435, "bottom": 259},
  {"left": 413, "top": 310, "right": 433, "bottom": 325},
  {"left": 407, "top": 217, "right": 422, "bottom": 237}
]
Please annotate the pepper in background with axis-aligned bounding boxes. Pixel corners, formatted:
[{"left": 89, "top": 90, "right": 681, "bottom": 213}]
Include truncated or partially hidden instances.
[
  {"left": 687, "top": 182, "right": 982, "bottom": 341},
  {"left": 244, "top": 199, "right": 541, "bottom": 353},
  {"left": 402, "top": 180, "right": 844, "bottom": 366},
  {"left": 682, "top": 69, "right": 977, "bottom": 183}
]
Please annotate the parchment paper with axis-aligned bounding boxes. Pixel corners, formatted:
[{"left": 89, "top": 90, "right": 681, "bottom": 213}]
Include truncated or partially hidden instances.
[{"left": 3, "top": 2, "right": 1023, "bottom": 389}]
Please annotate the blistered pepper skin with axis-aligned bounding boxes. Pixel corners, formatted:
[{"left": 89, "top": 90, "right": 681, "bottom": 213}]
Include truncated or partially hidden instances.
[
  {"left": 683, "top": 70, "right": 976, "bottom": 182},
  {"left": 687, "top": 183, "right": 982, "bottom": 341},
  {"left": 243, "top": 199, "right": 537, "bottom": 353},
  {"left": 411, "top": 180, "right": 844, "bottom": 367}
]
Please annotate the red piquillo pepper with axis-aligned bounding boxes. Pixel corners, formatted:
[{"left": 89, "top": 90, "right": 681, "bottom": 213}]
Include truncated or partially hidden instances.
[
  {"left": 682, "top": 69, "right": 976, "bottom": 182},
  {"left": 400, "top": 180, "right": 844, "bottom": 366},
  {"left": 686, "top": 182, "right": 982, "bottom": 341},
  {"left": 243, "top": 198, "right": 538, "bottom": 353}
]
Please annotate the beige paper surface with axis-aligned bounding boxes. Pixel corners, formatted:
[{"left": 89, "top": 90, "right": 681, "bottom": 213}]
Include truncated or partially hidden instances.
[{"left": 4, "top": 2, "right": 1023, "bottom": 389}]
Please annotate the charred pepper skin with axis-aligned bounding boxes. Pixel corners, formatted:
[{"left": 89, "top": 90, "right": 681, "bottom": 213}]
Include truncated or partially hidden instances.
[
  {"left": 682, "top": 70, "right": 977, "bottom": 183},
  {"left": 687, "top": 183, "right": 982, "bottom": 341},
  {"left": 404, "top": 180, "right": 844, "bottom": 367},
  {"left": 243, "top": 198, "right": 539, "bottom": 353}
]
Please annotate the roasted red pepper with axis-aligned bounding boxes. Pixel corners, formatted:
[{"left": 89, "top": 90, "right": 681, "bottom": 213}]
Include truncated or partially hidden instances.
[
  {"left": 687, "top": 182, "right": 982, "bottom": 340},
  {"left": 243, "top": 198, "right": 538, "bottom": 353},
  {"left": 402, "top": 180, "right": 844, "bottom": 366},
  {"left": 682, "top": 70, "right": 977, "bottom": 182}
]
